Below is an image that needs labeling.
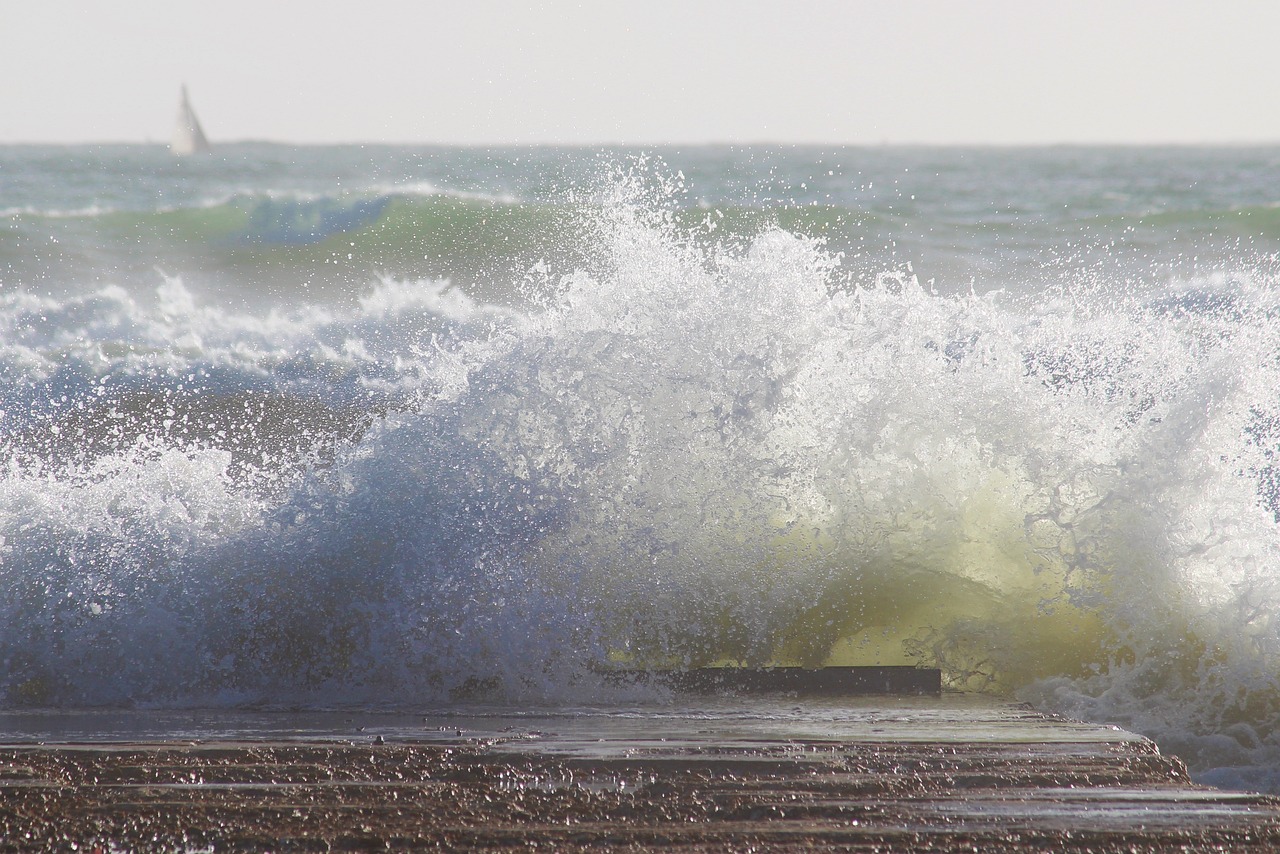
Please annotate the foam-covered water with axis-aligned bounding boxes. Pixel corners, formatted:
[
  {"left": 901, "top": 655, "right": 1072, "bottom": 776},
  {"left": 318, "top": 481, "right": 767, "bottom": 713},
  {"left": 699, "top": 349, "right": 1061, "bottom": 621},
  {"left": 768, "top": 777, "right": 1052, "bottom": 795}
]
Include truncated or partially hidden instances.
[{"left": 5, "top": 146, "right": 1280, "bottom": 790}]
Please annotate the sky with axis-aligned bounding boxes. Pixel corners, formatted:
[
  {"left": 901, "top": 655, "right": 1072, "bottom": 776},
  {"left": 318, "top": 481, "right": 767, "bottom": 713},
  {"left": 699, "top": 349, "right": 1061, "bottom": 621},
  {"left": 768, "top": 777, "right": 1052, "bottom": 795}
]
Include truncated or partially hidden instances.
[{"left": 3, "top": 0, "right": 1279, "bottom": 145}]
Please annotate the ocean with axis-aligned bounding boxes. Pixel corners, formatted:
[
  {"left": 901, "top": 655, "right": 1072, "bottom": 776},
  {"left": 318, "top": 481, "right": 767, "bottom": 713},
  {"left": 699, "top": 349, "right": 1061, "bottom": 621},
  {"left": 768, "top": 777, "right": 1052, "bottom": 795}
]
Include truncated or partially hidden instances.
[{"left": 4, "top": 142, "right": 1280, "bottom": 791}]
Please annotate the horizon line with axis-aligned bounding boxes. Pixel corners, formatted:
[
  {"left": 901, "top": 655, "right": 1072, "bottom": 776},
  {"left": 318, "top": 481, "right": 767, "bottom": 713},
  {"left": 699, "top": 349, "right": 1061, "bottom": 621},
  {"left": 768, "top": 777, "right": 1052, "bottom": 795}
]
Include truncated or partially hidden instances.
[{"left": 4, "top": 137, "right": 1280, "bottom": 149}]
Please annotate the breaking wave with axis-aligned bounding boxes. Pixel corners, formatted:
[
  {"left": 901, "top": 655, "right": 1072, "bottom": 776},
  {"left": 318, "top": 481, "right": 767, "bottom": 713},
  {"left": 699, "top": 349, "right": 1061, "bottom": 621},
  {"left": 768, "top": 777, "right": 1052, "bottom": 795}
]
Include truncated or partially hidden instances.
[{"left": 4, "top": 168, "right": 1280, "bottom": 790}]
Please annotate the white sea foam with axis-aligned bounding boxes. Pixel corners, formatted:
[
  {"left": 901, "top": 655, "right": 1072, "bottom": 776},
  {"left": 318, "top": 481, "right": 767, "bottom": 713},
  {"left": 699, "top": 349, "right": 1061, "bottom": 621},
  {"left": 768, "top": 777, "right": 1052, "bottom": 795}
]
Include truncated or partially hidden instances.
[{"left": 389, "top": 180, "right": 522, "bottom": 205}]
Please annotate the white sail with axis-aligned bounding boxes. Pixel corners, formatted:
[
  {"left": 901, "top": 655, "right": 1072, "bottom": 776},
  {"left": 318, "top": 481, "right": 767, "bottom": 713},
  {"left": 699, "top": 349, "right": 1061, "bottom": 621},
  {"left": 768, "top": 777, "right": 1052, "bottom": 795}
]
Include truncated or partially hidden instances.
[{"left": 171, "top": 86, "right": 210, "bottom": 156}]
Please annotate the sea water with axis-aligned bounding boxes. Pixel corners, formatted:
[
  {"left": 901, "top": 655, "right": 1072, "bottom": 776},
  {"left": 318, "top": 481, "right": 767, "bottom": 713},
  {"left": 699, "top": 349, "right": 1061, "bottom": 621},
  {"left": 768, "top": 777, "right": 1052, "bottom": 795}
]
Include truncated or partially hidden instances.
[{"left": 4, "top": 143, "right": 1280, "bottom": 791}]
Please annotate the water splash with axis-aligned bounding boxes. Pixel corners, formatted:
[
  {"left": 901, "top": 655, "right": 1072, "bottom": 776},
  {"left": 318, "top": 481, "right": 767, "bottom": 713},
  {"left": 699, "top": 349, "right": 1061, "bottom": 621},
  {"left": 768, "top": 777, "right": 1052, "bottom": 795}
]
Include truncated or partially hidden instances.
[{"left": 4, "top": 168, "right": 1280, "bottom": 788}]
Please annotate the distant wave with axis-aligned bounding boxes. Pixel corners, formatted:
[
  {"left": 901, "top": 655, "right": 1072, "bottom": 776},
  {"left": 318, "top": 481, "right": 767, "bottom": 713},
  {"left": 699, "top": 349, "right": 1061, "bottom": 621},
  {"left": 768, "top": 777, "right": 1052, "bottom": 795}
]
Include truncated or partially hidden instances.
[
  {"left": 0, "top": 191, "right": 581, "bottom": 302},
  {"left": 2, "top": 185, "right": 517, "bottom": 225}
]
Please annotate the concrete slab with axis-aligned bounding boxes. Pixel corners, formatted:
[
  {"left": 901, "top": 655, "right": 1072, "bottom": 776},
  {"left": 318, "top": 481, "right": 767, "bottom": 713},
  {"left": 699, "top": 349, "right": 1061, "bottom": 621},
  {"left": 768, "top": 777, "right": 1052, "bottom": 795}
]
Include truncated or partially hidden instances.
[{"left": 0, "top": 697, "right": 1276, "bottom": 851}]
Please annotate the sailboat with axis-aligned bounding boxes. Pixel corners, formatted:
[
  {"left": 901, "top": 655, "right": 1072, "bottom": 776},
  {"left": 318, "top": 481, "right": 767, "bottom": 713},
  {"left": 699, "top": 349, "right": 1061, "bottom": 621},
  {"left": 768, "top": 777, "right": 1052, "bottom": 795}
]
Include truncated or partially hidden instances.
[{"left": 171, "top": 85, "right": 210, "bottom": 156}]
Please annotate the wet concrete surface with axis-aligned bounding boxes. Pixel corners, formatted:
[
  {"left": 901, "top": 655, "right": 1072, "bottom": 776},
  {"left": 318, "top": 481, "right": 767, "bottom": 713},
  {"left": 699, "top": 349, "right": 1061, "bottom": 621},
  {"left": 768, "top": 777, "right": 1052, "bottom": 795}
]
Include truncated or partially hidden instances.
[{"left": 0, "top": 698, "right": 1277, "bottom": 851}]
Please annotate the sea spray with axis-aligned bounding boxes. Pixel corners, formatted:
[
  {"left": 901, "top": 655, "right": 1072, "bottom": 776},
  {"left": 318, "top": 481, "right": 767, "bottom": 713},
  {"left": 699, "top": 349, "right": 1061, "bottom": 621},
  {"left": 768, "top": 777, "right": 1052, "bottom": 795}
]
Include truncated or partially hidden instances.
[{"left": 4, "top": 166, "right": 1280, "bottom": 789}]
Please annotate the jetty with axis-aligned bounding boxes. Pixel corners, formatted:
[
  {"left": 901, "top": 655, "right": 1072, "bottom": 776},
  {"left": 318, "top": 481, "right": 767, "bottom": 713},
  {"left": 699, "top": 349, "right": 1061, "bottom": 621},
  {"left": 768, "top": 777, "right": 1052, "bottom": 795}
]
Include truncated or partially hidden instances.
[{"left": 0, "top": 677, "right": 1278, "bottom": 850}]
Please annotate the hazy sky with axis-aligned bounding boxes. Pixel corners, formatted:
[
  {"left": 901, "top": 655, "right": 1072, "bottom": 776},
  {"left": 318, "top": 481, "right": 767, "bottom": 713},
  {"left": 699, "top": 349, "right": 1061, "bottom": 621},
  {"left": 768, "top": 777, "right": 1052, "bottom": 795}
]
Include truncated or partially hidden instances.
[{"left": 4, "top": 0, "right": 1279, "bottom": 145}]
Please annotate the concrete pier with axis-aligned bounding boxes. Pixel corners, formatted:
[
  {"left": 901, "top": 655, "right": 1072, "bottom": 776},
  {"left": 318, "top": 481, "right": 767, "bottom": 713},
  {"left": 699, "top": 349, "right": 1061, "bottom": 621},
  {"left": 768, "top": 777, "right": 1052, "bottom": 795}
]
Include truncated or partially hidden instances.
[{"left": 0, "top": 698, "right": 1277, "bottom": 851}]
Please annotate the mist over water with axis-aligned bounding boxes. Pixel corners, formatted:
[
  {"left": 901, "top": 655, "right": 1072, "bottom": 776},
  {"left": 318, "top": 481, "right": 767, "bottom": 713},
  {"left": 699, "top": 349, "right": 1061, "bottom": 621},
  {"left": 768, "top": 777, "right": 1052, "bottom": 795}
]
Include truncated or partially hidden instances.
[{"left": 5, "top": 146, "right": 1280, "bottom": 790}]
